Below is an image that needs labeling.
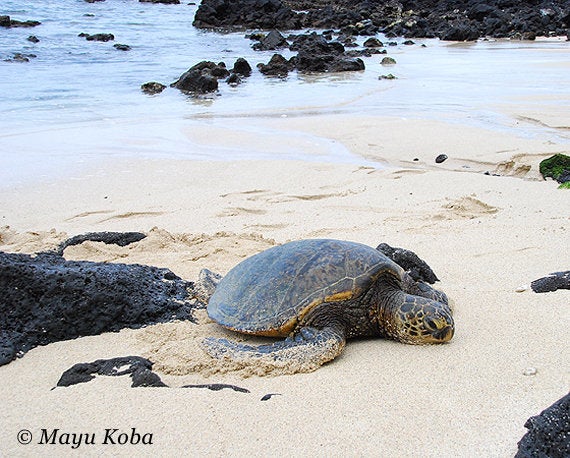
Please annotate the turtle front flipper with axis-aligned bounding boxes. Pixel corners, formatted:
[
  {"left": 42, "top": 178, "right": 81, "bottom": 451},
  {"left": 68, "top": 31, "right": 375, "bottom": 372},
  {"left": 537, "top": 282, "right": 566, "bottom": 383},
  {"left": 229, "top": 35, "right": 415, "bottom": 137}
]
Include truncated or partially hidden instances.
[
  {"left": 401, "top": 272, "right": 449, "bottom": 306},
  {"left": 202, "top": 327, "right": 346, "bottom": 374}
]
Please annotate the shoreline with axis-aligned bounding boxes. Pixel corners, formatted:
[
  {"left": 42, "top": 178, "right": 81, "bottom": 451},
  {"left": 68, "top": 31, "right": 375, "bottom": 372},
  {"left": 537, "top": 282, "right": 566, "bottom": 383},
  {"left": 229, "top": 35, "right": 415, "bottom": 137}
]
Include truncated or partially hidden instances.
[{"left": 2, "top": 103, "right": 569, "bottom": 191}]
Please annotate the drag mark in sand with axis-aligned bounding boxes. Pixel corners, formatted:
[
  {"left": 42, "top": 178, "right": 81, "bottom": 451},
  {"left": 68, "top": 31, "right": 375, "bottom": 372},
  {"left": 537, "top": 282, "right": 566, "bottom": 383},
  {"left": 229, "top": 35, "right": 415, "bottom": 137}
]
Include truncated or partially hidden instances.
[
  {"left": 289, "top": 188, "right": 364, "bottom": 201},
  {"left": 516, "top": 115, "right": 570, "bottom": 131},
  {"left": 217, "top": 207, "right": 267, "bottom": 217},
  {"left": 99, "top": 211, "right": 166, "bottom": 222},
  {"left": 66, "top": 210, "right": 114, "bottom": 221}
]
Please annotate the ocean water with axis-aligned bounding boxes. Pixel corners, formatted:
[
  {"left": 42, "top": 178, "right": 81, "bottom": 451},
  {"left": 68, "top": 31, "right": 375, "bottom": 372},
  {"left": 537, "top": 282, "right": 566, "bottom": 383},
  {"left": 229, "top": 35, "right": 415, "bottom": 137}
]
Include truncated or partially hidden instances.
[{"left": 1, "top": 0, "right": 569, "bottom": 185}]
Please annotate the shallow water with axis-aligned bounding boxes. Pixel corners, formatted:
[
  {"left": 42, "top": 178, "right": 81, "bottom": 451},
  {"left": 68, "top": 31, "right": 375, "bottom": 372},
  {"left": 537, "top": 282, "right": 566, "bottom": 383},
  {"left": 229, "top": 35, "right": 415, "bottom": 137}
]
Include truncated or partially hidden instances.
[{"left": 1, "top": 0, "right": 569, "bottom": 185}]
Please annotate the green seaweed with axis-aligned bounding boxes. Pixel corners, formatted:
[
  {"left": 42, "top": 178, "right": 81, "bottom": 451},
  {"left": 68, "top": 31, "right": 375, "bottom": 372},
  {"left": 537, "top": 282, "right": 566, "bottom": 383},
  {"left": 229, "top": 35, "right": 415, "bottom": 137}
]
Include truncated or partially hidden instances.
[
  {"left": 558, "top": 182, "right": 570, "bottom": 189},
  {"left": 539, "top": 154, "right": 570, "bottom": 181}
]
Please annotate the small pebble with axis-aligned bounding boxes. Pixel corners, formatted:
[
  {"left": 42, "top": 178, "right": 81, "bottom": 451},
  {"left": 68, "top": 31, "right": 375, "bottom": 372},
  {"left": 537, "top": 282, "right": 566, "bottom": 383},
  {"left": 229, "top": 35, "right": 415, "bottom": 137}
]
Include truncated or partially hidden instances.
[
  {"left": 523, "top": 367, "right": 537, "bottom": 376},
  {"left": 435, "top": 154, "right": 448, "bottom": 164},
  {"left": 515, "top": 284, "right": 529, "bottom": 292}
]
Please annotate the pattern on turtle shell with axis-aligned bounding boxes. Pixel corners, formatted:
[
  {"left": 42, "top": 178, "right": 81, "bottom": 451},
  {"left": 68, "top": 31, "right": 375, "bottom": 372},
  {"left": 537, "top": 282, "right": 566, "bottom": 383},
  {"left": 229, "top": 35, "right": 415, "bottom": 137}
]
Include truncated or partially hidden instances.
[{"left": 207, "top": 239, "right": 402, "bottom": 335}]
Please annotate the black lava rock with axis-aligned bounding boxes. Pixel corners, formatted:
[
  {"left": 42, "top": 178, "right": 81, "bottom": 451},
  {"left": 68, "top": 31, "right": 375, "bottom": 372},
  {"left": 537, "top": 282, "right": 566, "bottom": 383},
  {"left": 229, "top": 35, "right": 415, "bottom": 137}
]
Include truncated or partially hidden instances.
[
  {"left": 57, "top": 231, "right": 146, "bottom": 255},
  {"left": 531, "top": 271, "right": 570, "bottom": 293},
  {"left": 192, "top": 0, "right": 570, "bottom": 40},
  {"left": 435, "top": 154, "right": 448, "bottom": 164},
  {"left": 252, "top": 29, "right": 288, "bottom": 50},
  {"left": 516, "top": 393, "right": 570, "bottom": 458},
  {"left": 57, "top": 356, "right": 251, "bottom": 392},
  {"left": 141, "top": 82, "right": 167, "bottom": 94},
  {"left": 363, "top": 37, "right": 383, "bottom": 48},
  {"left": 0, "top": 15, "right": 41, "bottom": 28},
  {"left": 292, "top": 33, "right": 365, "bottom": 73},
  {"left": 6, "top": 53, "right": 37, "bottom": 63},
  {"left": 0, "top": 251, "right": 200, "bottom": 366},
  {"left": 82, "top": 33, "right": 115, "bottom": 42},
  {"left": 114, "top": 43, "right": 131, "bottom": 51},
  {"left": 231, "top": 57, "right": 252, "bottom": 76},
  {"left": 257, "top": 53, "right": 293, "bottom": 76},
  {"left": 171, "top": 61, "right": 230, "bottom": 94},
  {"left": 193, "top": 0, "right": 302, "bottom": 30},
  {"left": 57, "top": 356, "right": 167, "bottom": 388}
]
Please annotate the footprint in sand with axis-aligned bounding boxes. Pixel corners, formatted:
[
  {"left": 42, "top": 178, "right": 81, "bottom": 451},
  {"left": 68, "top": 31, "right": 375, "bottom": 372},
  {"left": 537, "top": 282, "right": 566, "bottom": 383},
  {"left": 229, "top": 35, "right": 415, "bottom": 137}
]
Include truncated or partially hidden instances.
[{"left": 438, "top": 195, "right": 499, "bottom": 220}]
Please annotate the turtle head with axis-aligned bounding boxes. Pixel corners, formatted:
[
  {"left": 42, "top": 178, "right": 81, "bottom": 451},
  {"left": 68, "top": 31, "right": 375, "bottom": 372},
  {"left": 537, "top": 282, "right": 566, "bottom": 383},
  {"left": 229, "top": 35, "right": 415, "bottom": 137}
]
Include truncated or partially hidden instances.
[{"left": 390, "top": 295, "right": 454, "bottom": 344}]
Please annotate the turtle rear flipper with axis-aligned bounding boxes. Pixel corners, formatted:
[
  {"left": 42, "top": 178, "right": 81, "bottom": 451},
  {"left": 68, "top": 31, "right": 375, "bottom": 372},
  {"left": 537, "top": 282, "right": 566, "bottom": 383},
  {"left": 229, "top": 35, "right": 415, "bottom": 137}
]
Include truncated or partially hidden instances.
[{"left": 202, "top": 327, "right": 345, "bottom": 372}]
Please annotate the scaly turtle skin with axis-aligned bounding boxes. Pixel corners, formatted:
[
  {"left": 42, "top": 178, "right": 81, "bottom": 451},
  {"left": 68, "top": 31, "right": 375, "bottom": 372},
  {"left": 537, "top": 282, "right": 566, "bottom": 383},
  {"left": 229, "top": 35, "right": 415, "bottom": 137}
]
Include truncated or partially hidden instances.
[{"left": 204, "top": 239, "right": 454, "bottom": 369}]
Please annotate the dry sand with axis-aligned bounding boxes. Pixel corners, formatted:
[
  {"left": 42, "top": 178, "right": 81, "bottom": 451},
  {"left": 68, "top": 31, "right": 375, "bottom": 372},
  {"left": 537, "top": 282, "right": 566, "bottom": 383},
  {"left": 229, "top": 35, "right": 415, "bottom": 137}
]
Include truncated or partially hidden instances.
[{"left": 0, "top": 112, "right": 569, "bottom": 456}]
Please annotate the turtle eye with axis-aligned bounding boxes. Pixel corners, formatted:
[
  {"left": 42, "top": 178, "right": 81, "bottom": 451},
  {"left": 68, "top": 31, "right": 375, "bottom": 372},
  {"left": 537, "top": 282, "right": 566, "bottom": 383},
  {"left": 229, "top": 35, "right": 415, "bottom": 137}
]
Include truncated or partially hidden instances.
[{"left": 425, "top": 318, "right": 438, "bottom": 331}]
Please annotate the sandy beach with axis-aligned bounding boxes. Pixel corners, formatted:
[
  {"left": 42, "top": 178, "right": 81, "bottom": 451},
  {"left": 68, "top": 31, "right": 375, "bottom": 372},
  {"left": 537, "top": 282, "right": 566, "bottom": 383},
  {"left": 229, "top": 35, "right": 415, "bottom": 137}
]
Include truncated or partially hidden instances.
[{"left": 0, "top": 107, "right": 569, "bottom": 456}]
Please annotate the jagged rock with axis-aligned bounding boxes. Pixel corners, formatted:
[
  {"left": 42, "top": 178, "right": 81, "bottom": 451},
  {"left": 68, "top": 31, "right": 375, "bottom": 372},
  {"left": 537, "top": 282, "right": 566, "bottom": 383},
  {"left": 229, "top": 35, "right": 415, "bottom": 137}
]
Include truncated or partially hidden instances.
[
  {"left": 292, "top": 33, "right": 365, "bottom": 73},
  {"left": 193, "top": 0, "right": 302, "bottom": 30},
  {"left": 440, "top": 21, "right": 481, "bottom": 41},
  {"left": 57, "top": 356, "right": 167, "bottom": 388},
  {"left": 57, "top": 356, "right": 251, "bottom": 392},
  {"left": 0, "top": 15, "right": 41, "bottom": 28},
  {"left": 516, "top": 393, "right": 570, "bottom": 458},
  {"left": 6, "top": 53, "right": 37, "bottom": 63},
  {"left": 252, "top": 29, "right": 288, "bottom": 50},
  {"left": 141, "top": 82, "right": 167, "bottom": 94},
  {"left": 27, "top": 35, "right": 40, "bottom": 43},
  {"left": 0, "top": 251, "right": 201, "bottom": 366},
  {"left": 171, "top": 61, "right": 230, "bottom": 93},
  {"left": 381, "top": 56, "right": 396, "bottom": 65},
  {"left": 363, "top": 37, "right": 383, "bottom": 47},
  {"left": 57, "top": 231, "right": 146, "bottom": 255},
  {"left": 531, "top": 271, "right": 570, "bottom": 293},
  {"left": 231, "top": 57, "right": 252, "bottom": 76},
  {"left": 114, "top": 43, "right": 131, "bottom": 51},
  {"left": 197, "top": 0, "right": 570, "bottom": 40},
  {"left": 257, "top": 53, "right": 293, "bottom": 76},
  {"left": 81, "top": 33, "right": 115, "bottom": 42}
]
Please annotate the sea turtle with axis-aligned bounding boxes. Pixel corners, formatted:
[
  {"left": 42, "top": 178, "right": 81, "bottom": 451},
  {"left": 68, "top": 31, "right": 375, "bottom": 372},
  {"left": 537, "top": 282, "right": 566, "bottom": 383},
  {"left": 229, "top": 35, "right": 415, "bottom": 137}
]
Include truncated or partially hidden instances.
[{"left": 204, "top": 239, "right": 454, "bottom": 370}]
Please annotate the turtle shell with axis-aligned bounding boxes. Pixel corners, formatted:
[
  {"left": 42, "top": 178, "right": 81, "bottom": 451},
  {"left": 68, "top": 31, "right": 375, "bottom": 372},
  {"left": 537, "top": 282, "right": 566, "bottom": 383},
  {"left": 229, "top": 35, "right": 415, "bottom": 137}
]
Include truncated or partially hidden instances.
[{"left": 207, "top": 239, "right": 403, "bottom": 336}]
